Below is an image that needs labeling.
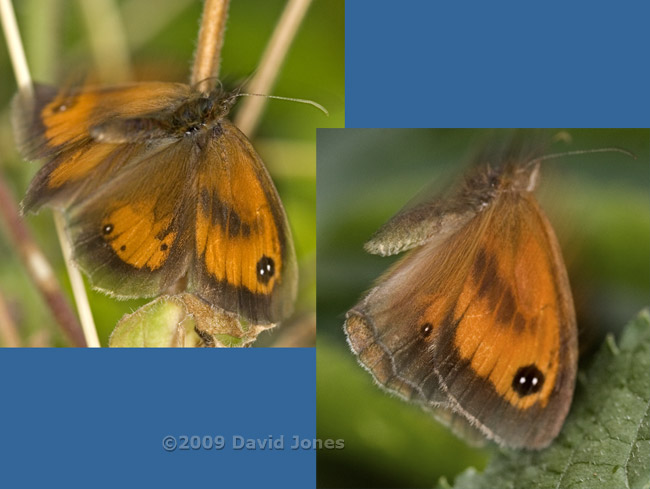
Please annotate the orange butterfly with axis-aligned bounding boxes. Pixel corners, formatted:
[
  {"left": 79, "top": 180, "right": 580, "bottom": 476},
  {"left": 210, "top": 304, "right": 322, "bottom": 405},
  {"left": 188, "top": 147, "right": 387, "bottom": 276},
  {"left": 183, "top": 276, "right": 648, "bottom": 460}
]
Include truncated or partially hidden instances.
[
  {"left": 12, "top": 82, "right": 297, "bottom": 325},
  {"left": 345, "top": 139, "right": 578, "bottom": 449}
]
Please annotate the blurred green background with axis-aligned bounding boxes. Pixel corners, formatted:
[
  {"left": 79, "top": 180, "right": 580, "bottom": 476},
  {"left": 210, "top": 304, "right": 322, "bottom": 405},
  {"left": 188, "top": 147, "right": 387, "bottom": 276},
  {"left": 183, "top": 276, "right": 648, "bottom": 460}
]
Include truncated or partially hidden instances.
[
  {"left": 316, "top": 129, "right": 650, "bottom": 488},
  {"left": 0, "top": 0, "right": 344, "bottom": 347}
]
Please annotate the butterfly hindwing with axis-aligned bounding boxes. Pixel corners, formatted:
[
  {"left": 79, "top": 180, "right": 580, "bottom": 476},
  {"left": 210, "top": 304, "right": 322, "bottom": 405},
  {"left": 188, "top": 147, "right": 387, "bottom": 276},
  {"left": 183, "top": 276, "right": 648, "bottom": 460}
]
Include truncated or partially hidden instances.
[{"left": 65, "top": 139, "right": 196, "bottom": 298}]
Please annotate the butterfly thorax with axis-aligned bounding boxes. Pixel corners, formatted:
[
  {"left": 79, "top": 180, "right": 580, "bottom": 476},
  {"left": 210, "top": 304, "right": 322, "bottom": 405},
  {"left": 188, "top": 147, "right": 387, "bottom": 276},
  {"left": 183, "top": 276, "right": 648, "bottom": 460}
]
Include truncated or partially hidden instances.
[
  {"left": 495, "top": 161, "right": 540, "bottom": 194},
  {"left": 90, "top": 89, "right": 236, "bottom": 143},
  {"left": 168, "top": 90, "right": 236, "bottom": 137}
]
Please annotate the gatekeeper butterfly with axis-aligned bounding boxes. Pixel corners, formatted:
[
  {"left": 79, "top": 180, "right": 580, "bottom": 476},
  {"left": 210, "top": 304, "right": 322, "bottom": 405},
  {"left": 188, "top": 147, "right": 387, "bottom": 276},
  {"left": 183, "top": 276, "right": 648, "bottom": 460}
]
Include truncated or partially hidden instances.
[
  {"left": 344, "top": 135, "right": 581, "bottom": 449},
  {"left": 12, "top": 82, "right": 297, "bottom": 325}
]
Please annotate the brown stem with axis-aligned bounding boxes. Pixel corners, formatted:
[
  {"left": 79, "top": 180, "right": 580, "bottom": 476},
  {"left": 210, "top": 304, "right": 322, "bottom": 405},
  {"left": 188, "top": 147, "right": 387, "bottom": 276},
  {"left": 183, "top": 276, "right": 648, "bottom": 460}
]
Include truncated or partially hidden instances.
[
  {"left": 0, "top": 172, "right": 86, "bottom": 347},
  {"left": 235, "top": 0, "right": 312, "bottom": 137},
  {"left": 0, "top": 290, "right": 21, "bottom": 347},
  {"left": 191, "top": 0, "right": 230, "bottom": 92}
]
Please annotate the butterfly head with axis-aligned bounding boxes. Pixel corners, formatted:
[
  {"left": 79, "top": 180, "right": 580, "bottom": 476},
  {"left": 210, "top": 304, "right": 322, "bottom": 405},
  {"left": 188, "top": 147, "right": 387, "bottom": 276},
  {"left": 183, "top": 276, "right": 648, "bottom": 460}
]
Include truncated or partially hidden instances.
[{"left": 171, "top": 88, "right": 236, "bottom": 137}]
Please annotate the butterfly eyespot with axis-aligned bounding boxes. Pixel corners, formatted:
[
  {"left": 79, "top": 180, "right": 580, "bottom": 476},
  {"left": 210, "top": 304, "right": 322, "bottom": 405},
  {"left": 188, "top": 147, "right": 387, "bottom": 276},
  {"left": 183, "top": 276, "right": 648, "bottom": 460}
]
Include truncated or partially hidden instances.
[
  {"left": 120, "top": 245, "right": 126, "bottom": 251},
  {"left": 420, "top": 323, "right": 433, "bottom": 338},
  {"left": 256, "top": 255, "right": 275, "bottom": 284},
  {"left": 160, "top": 243, "right": 168, "bottom": 251},
  {"left": 512, "top": 364, "right": 545, "bottom": 397},
  {"left": 102, "top": 224, "right": 114, "bottom": 235}
]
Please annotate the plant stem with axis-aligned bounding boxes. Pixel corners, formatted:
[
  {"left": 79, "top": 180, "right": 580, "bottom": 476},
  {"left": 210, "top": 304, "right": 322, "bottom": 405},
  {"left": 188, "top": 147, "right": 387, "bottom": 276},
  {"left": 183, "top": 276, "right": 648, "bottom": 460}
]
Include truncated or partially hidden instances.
[
  {"left": 1, "top": 0, "right": 33, "bottom": 95},
  {"left": 191, "top": 0, "right": 230, "bottom": 92},
  {"left": 234, "top": 0, "right": 312, "bottom": 137},
  {"left": 0, "top": 290, "right": 21, "bottom": 347},
  {"left": 2, "top": 0, "right": 99, "bottom": 346},
  {"left": 52, "top": 213, "right": 100, "bottom": 347},
  {"left": 0, "top": 173, "right": 86, "bottom": 346}
]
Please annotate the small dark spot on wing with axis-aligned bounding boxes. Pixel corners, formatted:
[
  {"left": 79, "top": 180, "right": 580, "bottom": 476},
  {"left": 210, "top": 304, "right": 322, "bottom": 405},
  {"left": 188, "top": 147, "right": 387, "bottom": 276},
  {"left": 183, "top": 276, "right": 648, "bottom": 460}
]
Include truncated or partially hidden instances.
[{"left": 420, "top": 323, "right": 433, "bottom": 338}]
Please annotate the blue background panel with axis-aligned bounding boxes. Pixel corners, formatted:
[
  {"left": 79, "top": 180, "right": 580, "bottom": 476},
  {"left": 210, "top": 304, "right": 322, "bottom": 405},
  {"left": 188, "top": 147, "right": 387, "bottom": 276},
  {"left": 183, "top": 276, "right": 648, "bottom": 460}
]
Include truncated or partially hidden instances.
[
  {"left": 346, "top": 0, "right": 650, "bottom": 128},
  {"left": 0, "top": 349, "right": 315, "bottom": 488}
]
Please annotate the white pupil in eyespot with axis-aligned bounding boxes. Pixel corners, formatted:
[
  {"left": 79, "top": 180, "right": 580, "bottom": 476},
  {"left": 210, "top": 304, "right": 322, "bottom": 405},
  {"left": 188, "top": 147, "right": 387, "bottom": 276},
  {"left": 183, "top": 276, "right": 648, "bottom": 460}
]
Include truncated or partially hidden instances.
[{"left": 519, "top": 375, "right": 539, "bottom": 385}]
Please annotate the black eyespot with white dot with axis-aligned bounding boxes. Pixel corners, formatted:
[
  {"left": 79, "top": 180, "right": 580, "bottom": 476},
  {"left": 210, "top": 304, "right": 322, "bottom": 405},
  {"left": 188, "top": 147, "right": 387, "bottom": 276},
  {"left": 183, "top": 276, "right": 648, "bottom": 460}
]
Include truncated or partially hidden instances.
[
  {"left": 102, "top": 224, "right": 114, "bottom": 235},
  {"left": 160, "top": 243, "right": 168, "bottom": 251},
  {"left": 420, "top": 323, "right": 433, "bottom": 338},
  {"left": 512, "top": 364, "right": 545, "bottom": 397},
  {"left": 256, "top": 256, "right": 275, "bottom": 284}
]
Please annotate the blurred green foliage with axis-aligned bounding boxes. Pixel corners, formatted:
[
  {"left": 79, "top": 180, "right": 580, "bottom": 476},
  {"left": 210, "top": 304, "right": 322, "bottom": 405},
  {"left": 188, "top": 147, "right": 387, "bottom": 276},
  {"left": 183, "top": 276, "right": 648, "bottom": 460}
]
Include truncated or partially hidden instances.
[
  {"left": 316, "top": 129, "right": 650, "bottom": 487},
  {"left": 0, "top": 0, "right": 343, "bottom": 346}
]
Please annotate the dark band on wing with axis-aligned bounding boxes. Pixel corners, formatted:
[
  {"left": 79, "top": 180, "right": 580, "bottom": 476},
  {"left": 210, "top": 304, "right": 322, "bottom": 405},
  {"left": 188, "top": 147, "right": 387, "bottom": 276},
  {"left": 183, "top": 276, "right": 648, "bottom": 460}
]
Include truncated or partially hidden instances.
[
  {"left": 473, "top": 247, "right": 532, "bottom": 334},
  {"left": 199, "top": 187, "right": 252, "bottom": 238}
]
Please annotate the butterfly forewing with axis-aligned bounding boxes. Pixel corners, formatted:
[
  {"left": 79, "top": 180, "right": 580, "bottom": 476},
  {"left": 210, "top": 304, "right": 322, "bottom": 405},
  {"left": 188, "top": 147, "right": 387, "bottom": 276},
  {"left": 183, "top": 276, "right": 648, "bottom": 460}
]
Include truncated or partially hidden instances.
[
  {"left": 13, "top": 83, "right": 191, "bottom": 160},
  {"left": 190, "top": 120, "right": 297, "bottom": 324},
  {"left": 432, "top": 192, "right": 576, "bottom": 448},
  {"left": 15, "top": 83, "right": 193, "bottom": 212}
]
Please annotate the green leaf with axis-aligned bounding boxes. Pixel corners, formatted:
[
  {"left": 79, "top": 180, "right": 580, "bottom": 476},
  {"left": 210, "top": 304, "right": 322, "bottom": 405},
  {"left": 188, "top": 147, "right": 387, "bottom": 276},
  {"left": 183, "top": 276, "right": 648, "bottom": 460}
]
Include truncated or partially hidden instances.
[
  {"left": 108, "top": 293, "right": 274, "bottom": 347},
  {"left": 441, "top": 308, "right": 650, "bottom": 489}
]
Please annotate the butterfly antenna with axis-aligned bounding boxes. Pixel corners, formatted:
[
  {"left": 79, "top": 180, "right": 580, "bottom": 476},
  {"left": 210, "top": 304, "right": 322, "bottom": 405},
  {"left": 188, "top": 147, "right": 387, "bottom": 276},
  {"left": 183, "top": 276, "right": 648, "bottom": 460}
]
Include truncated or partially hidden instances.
[
  {"left": 236, "top": 92, "right": 329, "bottom": 116},
  {"left": 521, "top": 147, "right": 637, "bottom": 192},
  {"left": 527, "top": 147, "right": 637, "bottom": 168}
]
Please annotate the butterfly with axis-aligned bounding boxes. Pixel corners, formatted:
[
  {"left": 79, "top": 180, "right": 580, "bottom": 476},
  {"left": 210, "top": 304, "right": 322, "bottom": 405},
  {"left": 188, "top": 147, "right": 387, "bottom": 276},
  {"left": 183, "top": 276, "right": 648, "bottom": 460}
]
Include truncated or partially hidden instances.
[
  {"left": 12, "top": 81, "right": 297, "bottom": 325},
  {"left": 344, "top": 139, "right": 578, "bottom": 449}
]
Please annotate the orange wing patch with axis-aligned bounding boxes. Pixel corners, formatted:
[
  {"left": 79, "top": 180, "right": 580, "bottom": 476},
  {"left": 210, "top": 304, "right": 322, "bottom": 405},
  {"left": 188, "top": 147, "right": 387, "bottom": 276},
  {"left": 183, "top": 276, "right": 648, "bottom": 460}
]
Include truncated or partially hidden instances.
[
  {"left": 48, "top": 143, "right": 119, "bottom": 188},
  {"left": 451, "top": 199, "right": 561, "bottom": 410},
  {"left": 101, "top": 201, "right": 177, "bottom": 270},
  {"left": 40, "top": 82, "right": 193, "bottom": 149},
  {"left": 195, "top": 130, "right": 282, "bottom": 296},
  {"left": 41, "top": 90, "right": 101, "bottom": 148}
]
